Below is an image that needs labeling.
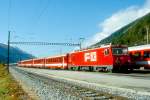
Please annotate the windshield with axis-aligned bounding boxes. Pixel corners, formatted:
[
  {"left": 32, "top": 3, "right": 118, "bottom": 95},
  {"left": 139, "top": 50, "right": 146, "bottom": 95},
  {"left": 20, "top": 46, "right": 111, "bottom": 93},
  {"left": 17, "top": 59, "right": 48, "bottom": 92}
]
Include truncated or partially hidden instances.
[{"left": 112, "top": 48, "right": 128, "bottom": 55}]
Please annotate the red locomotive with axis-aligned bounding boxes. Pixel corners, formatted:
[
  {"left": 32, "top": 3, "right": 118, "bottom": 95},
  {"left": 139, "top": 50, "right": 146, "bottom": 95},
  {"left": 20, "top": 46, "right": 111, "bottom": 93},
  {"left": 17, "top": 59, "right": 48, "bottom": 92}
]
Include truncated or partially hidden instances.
[
  {"left": 128, "top": 44, "right": 150, "bottom": 69},
  {"left": 18, "top": 44, "right": 132, "bottom": 72}
]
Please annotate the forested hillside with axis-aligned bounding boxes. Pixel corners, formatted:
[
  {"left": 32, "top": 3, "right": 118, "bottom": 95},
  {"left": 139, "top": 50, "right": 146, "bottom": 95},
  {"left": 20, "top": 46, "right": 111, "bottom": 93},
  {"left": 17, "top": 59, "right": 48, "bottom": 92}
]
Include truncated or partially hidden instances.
[
  {"left": 94, "top": 13, "right": 150, "bottom": 46},
  {"left": 0, "top": 43, "right": 35, "bottom": 63}
]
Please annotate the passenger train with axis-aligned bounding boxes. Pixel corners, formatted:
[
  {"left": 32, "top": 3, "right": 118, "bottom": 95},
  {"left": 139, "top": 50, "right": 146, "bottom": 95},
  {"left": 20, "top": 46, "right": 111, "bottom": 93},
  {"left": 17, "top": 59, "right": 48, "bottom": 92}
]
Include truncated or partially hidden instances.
[
  {"left": 18, "top": 44, "right": 132, "bottom": 72},
  {"left": 128, "top": 44, "right": 150, "bottom": 69}
]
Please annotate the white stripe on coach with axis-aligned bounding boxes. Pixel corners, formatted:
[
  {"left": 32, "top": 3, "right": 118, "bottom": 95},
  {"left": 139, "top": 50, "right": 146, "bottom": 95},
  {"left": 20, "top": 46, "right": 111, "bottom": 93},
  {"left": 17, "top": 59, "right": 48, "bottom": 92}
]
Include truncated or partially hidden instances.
[
  {"left": 19, "top": 63, "right": 67, "bottom": 66},
  {"left": 45, "top": 63, "right": 67, "bottom": 66},
  {"left": 128, "top": 44, "right": 150, "bottom": 51},
  {"left": 136, "top": 61, "right": 150, "bottom": 65}
]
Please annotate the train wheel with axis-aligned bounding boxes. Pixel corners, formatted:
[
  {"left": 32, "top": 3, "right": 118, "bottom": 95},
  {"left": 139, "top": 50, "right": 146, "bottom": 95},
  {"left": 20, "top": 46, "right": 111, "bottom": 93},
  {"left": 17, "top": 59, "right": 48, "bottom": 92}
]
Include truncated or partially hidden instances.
[
  {"left": 78, "top": 67, "right": 82, "bottom": 71},
  {"left": 89, "top": 66, "right": 93, "bottom": 71},
  {"left": 72, "top": 67, "right": 79, "bottom": 71},
  {"left": 127, "top": 67, "right": 133, "bottom": 73},
  {"left": 121, "top": 68, "right": 127, "bottom": 73},
  {"left": 70, "top": 67, "right": 74, "bottom": 70},
  {"left": 112, "top": 68, "right": 119, "bottom": 73}
]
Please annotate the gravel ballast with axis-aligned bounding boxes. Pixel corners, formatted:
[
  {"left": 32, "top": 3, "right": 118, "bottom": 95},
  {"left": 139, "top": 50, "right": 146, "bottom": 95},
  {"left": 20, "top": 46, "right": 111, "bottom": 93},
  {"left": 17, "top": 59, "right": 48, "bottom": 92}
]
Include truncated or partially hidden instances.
[{"left": 10, "top": 66, "right": 150, "bottom": 100}]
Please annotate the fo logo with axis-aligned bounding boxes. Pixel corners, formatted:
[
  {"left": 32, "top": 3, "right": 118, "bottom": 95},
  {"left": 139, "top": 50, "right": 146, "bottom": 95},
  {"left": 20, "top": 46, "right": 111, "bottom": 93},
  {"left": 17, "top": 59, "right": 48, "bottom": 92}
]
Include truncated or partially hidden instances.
[{"left": 84, "top": 52, "right": 97, "bottom": 62}]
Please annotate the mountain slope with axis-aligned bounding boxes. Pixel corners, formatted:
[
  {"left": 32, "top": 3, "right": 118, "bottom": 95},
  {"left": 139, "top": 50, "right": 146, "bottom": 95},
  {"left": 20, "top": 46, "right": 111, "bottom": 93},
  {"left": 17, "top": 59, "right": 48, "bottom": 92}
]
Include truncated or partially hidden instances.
[
  {"left": 94, "top": 12, "right": 150, "bottom": 46},
  {"left": 0, "top": 43, "right": 35, "bottom": 63}
]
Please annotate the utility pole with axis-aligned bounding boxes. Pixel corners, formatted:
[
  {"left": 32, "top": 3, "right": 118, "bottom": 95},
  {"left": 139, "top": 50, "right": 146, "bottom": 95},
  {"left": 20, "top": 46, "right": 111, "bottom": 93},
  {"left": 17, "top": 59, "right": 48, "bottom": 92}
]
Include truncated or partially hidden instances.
[
  {"left": 79, "top": 38, "right": 85, "bottom": 50},
  {"left": 7, "top": 31, "right": 10, "bottom": 73},
  {"left": 146, "top": 26, "right": 149, "bottom": 44}
]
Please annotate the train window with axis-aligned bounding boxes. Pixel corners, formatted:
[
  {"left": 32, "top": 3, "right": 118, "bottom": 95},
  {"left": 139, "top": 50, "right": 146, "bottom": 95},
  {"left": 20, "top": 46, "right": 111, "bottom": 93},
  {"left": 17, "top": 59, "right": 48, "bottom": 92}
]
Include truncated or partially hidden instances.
[
  {"left": 59, "top": 58, "right": 61, "bottom": 62},
  {"left": 104, "top": 48, "right": 109, "bottom": 55},
  {"left": 144, "top": 51, "right": 150, "bottom": 58},
  {"left": 133, "top": 52, "right": 141, "bottom": 57},
  {"left": 55, "top": 58, "right": 57, "bottom": 62},
  {"left": 112, "top": 48, "right": 127, "bottom": 55},
  {"left": 50, "top": 59, "right": 52, "bottom": 62},
  {"left": 56, "top": 58, "right": 59, "bottom": 62}
]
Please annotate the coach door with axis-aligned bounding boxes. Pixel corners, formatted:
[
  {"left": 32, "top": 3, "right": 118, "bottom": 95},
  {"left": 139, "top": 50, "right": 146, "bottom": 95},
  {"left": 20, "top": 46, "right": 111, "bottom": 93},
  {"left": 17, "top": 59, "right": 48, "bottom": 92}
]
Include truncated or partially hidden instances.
[{"left": 143, "top": 51, "right": 150, "bottom": 68}]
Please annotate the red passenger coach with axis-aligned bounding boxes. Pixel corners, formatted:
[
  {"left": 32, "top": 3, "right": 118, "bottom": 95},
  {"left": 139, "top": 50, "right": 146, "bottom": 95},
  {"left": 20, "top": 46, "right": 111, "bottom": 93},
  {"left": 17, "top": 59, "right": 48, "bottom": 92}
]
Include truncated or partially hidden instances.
[
  {"left": 18, "top": 59, "right": 33, "bottom": 68},
  {"left": 128, "top": 44, "right": 150, "bottom": 69},
  {"left": 18, "top": 55, "right": 68, "bottom": 69},
  {"left": 33, "top": 58, "right": 45, "bottom": 68},
  {"left": 45, "top": 55, "right": 68, "bottom": 69},
  {"left": 68, "top": 44, "right": 131, "bottom": 71}
]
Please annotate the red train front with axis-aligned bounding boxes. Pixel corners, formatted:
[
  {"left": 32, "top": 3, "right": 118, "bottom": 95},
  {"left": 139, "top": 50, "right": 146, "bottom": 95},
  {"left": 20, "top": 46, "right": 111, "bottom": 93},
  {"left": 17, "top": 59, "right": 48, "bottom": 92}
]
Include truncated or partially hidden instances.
[
  {"left": 111, "top": 45, "right": 131, "bottom": 72},
  {"left": 68, "top": 44, "right": 131, "bottom": 72}
]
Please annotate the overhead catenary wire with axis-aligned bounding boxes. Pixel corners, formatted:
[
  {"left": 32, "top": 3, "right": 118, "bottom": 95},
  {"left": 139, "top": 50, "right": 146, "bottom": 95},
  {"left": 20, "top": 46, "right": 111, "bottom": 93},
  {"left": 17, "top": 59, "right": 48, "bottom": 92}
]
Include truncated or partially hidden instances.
[{"left": 10, "top": 42, "right": 80, "bottom": 47}]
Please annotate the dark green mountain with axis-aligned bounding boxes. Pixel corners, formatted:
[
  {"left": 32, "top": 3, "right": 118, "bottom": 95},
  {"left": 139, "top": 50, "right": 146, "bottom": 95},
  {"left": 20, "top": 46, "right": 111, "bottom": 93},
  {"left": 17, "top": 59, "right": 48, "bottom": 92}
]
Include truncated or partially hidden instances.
[
  {"left": 94, "top": 12, "right": 150, "bottom": 46},
  {"left": 0, "top": 43, "right": 35, "bottom": 64}
]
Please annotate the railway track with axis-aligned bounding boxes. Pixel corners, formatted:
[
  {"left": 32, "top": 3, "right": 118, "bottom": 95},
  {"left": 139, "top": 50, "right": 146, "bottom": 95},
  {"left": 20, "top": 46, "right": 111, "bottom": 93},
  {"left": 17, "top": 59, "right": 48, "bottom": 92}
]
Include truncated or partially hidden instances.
[
  {"left": 11, "top": 67, "right": 127, "bottom": 100},
  {"left": 98, "top": 71, "right": 150, "bottom": 79},
  {"left": 62, "top": 69, "right": 150, "bottom": 79}
]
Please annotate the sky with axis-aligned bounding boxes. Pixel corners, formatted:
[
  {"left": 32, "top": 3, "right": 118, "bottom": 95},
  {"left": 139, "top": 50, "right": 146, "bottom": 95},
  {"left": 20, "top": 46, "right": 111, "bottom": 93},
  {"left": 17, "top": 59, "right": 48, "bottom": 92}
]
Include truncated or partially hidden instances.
[{"left": 0, "top": 0, "right": 149, "bottom": 57}]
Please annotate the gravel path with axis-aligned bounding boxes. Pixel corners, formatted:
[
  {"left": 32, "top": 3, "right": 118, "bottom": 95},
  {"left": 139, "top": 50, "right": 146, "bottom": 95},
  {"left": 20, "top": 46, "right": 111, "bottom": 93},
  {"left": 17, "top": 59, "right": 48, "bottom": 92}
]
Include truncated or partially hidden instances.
[{"left": 10, "top": 66, "right": 127, "bottom": 100}]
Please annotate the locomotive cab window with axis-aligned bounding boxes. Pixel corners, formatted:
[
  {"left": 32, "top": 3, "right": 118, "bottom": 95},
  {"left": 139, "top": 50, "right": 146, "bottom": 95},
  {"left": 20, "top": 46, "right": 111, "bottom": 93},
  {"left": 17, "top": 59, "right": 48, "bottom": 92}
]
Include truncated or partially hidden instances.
[
  {"left": 104, "top": 48, "right": 109, "bottom": 55},
  {"left": 112, "top": 48, "right": 128, "bottom": 55},
  {"left": 144, "top": 51, "right": 150, "bottom": 58}
]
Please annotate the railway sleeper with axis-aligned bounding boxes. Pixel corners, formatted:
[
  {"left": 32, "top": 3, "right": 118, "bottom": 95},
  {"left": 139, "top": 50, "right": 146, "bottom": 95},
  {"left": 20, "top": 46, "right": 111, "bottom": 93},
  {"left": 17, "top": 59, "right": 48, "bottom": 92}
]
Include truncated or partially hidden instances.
[
  {"left": 81, "top": 91, "right": 94, "bottom": 94},
  {"left": 87, "top": 96, "right": 110, "bottom": 100},
  {"left": 77, "top": 89, "right": 89, "bottom": 93},
  {"left": 81, "top": 92, "right": 101, "bottom": 97},
  {"left": 85, "top": 93, "right": 102, "bottom": 97}
]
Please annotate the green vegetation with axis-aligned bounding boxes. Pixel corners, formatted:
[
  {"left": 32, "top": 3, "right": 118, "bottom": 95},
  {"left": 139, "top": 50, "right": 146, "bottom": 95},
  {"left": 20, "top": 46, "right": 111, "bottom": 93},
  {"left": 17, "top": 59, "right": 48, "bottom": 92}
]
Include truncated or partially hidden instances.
[
  {"left": 0, "top": 64, "right": 32, "bottom": 100},
  {"left": 95, "top": 13, "right": 150, "bottom": 46}
]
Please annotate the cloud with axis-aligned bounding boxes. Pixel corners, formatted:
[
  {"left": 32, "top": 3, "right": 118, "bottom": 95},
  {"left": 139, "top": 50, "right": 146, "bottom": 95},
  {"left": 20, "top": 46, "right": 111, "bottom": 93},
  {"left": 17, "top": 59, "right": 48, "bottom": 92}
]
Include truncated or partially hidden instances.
[{"left": 84, "top": 0, "right": 150, "bottom": 47}]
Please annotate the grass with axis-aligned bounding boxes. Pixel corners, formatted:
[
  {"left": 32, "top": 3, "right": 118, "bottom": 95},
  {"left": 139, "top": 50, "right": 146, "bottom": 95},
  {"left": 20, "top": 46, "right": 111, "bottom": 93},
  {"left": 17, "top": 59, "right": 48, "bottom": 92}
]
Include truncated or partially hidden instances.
[{"left": 0, "top": 64, "right": 32, "bottom": 100}]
